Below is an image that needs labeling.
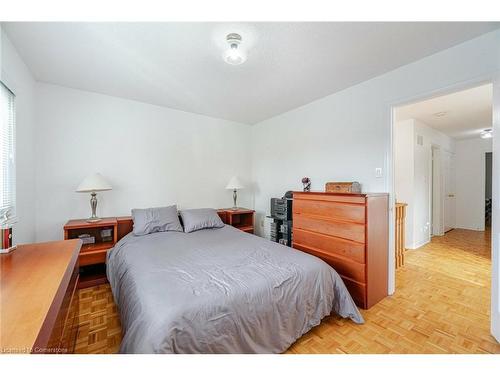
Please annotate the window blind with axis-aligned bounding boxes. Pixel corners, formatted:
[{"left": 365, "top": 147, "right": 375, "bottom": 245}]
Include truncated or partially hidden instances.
[{"left": 0, "top": 81, "right": 16, "bottom": 225}]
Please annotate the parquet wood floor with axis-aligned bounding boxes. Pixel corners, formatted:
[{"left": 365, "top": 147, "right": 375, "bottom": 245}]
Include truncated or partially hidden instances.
[
  {"left": 74, "top": 228, "right": 500, "bottom": 354},
  {"left": 75, "top": 284, "right": 121, "bottom": 354}
]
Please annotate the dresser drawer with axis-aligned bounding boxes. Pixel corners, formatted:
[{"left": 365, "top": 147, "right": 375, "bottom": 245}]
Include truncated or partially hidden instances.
[
  {"left": 294, "top": 214, "right": 365, "bottom": 243},
  {"left": 79, "top": 249, "right": 107, "bottom": 266},
  {"left": 341, "top": 276, "right": 367, "bottom": 309},
  {"left": 294, "top": 199, "right": 365, "bottom": 223},
  {"left": 293, "top": 192, "right": 366, "bottom": 205},
  {"left": 293, "top": 228, "right": 365, "bottom": 263},
  {"left": 294, "top": 243, "right": 366, "bottom": 282}
]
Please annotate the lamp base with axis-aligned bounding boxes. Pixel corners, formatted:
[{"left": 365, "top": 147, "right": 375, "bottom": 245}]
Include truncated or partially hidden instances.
[
  {"left": 87, "top": 192, "right": 101, "bottom": 223},
  {"left": 0, "top": 245, "right": 17, "bottom": 254},
  {"left": 232, "top": 189, "right": 238, "bottom": 211}
]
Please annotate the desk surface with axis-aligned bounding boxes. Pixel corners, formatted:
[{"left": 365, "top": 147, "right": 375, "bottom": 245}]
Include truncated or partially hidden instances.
[{"left": 0, "top": 240, "right": 81, "bottom": 353}]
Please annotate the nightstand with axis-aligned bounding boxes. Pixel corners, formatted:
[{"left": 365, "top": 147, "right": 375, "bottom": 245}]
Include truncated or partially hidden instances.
[
  {"left": 64, "top": 218, "right": 117, "bottom": 288},
  {"left": 217, "top": 208, "right": 255, "bottom": 234}
]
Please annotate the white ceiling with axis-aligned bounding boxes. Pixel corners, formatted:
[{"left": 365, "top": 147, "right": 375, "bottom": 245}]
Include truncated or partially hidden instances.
[
  {"left": 395, "top": 84, "right": 492, "bottom": 139},
  {"left": 3, "top": 22, "right": 499, "bottom": 124}
]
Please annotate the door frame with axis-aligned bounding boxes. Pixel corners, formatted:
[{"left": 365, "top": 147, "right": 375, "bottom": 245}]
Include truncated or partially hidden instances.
[
  {"left": 442, "top": 148, "right": 457, "bottom": 233},
  {"left": 431, "top": 144, "right": 444, "bottom": 236},
  {"left": 388, "top": 76, "right": 499, "bottom": 342},
  {"left": 485, "top": 152, "right": 493, "bottom": 227}
]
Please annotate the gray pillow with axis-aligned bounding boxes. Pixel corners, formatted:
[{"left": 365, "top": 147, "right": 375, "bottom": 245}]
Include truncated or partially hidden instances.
[
  {"left": 179, "top": 208, "right": 225, "bottom": 233},
  {"left": 131, "top": 205, "right": 183, "bottom": 236}
]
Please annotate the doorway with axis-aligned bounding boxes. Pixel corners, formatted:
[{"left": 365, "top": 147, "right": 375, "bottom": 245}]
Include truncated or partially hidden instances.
[
  {"left": 391, "top": 81, "right": 495, "bottom": 340},
  {"left": 393, "top": 83, "right": 492, "bottom": 249}
]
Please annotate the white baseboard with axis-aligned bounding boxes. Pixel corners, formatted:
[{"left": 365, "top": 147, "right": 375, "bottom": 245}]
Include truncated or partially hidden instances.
[
  {"left": 407, "top": 238, "right": 431, "bottom": 250},
  {"left": 454, "top": 225, "right": 486, "bottom": 231}
]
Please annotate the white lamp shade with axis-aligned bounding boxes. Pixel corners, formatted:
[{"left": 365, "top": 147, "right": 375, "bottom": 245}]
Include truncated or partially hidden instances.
[
  {"left": 225, "top": 176, "right": 244, "bottom": 190},
  {"left": 76, "top": 173, "right": 112, "bottom": 192}
]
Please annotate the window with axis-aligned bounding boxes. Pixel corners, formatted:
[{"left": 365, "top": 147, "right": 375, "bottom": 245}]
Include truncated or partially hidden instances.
[{"left": 0, "top": 81, "right": 16, "bottom": 224}]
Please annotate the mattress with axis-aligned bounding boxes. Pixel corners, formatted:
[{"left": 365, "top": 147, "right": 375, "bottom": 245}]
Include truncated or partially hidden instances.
[{"left": 106, "top": 225, "right": 363, "bottom": 353}]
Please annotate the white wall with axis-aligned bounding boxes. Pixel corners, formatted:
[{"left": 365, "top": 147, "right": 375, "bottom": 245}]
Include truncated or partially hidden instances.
[
  {"left": 0, "top": 28, "right": 36, "bottom": 244},
  {"left": 35, "top": 83, "right": 252, "bottom": 241},
  {"left": 252, "top": 30, "right": 500, "bottom": 302},
  {"left": 394, "top": 119, "right": 415, "bottom": 247},
  {"left": 394, "top": 118, "right": 455, "bottom": 249},
  {"left": 252, "top": 30, "right": 500, "bottom": 236},
  {"left": 455, "top": 137, "right": 493, "bottom": 231}
]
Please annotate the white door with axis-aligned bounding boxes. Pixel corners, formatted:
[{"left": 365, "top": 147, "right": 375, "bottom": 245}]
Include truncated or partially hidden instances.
[{"left": 443, "top": 151, "right": 456, "bottom": 232}]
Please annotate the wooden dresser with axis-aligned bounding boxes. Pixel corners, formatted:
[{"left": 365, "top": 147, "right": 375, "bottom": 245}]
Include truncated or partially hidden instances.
[
  {"left": 64, "top": 218, "right": 118, "bottom": 267},
  {"left": 0, "top": 240, "right": 81, "bottom": 353},
  {"left": 292, "top": 191, "right": 389, "bottom": 309},
  {"left": 63, "top": 217, "right": 133, "bottom": 288}
]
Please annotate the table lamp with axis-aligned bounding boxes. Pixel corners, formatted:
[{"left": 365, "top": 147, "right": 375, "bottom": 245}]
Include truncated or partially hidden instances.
[
  {"left": 76, "top": 173, "right": 112, "bottom": 222},
  {"left": 226, "top": 176, "right": 244, "bottom": 210}
]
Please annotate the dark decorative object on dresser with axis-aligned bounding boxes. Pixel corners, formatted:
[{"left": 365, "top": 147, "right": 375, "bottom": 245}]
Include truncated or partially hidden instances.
[
  {"left": 292, "top": 191, "right": 389, "bottom": 309},
  {"left": 301, "top": 177, "right": 311, "bottom": 192}
]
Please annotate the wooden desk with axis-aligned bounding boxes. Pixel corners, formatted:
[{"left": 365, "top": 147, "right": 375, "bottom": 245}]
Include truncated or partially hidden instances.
[{"left": 0, "top": 240, "right": 81, "bottom": 354}]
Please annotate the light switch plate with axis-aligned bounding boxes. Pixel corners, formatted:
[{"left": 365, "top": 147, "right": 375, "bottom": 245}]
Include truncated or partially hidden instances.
[{"left": 375, "top": 167, "right": 383, "bottom": 178}]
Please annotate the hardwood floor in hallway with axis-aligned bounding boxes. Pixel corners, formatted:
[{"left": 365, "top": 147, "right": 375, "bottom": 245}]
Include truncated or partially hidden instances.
[{"left": 74, "top": 228, "right": 500, "bottom": 354}]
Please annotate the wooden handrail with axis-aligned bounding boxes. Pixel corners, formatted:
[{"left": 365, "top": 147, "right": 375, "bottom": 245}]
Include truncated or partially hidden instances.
[{"left": 395, "top": 203, "right": 407, "bottom": 269}]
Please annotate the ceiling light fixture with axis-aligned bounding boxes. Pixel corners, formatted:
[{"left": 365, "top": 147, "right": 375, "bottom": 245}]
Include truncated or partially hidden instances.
[
  {"left": 223, "top": 33, "right": 246, "bottom": 65},
  {"left": 480, "top": 128, "right": 493, "bottom": 139}
]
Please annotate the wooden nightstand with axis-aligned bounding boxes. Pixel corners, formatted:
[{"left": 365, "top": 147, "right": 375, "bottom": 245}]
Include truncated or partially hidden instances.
[
  {"left": 217, "top": 208, "right": 255, "bottom": 234},
  {"left": 64, "top": 218, "right": 117, "bottom": 288}
]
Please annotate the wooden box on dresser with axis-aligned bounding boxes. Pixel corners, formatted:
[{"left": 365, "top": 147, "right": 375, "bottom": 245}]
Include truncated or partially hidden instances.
[{"left": 292, "top": 191, "right": 389, "bottom": 309}]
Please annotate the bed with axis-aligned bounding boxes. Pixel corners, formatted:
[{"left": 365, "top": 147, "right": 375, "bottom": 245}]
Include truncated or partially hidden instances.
[{"left": 107, "top": 224, "right": 363, "bottom": 353}]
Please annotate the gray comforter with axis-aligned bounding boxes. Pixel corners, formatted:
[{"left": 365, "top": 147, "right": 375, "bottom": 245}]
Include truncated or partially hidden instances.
[{"left": 107, "top": 225, "right": 363, "bottom": 353}]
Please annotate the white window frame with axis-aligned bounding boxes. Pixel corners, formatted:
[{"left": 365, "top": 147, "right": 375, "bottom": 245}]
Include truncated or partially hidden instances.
[{"left": 0, "top": 80, "right": 16, "bottom": 226}]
